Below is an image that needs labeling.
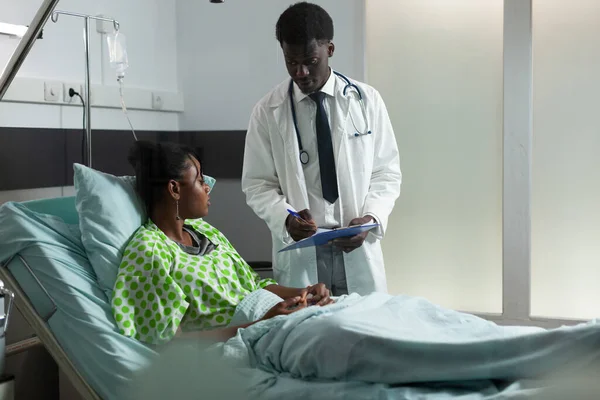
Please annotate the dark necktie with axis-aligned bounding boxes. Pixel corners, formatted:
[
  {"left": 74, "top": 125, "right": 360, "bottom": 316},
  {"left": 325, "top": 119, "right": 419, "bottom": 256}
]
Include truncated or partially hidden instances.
[{"left": 309, "top": 92, "right": 339, "bottom": 203}]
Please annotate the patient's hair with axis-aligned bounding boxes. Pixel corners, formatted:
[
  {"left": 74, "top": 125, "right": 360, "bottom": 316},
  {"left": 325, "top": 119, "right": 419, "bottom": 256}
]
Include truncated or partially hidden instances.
[
  {"left": 275, "top": 2, "right": 334, "bottom": 45},
  {"left": 128, "top": 140, "right": 200, "bottom": 215}
]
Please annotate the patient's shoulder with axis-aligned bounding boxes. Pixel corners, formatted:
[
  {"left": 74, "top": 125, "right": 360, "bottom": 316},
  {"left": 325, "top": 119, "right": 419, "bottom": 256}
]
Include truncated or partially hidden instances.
[
  {"left": 123, "top": 220, "right": 172, "bottom": 255},
  {"left": 119, "top": 222, "right": 175, "bottom": 271},
  {"left": 129, "top": 221, "right": 163, "bottom": 242}
]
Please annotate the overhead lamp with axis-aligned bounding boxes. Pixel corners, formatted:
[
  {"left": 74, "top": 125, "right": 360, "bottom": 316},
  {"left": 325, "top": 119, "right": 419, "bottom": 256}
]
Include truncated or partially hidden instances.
[
  {"left": 0, "top": 22, "right": 29, "bottom": 38},
  {"left": 0, "top": 0, "right": 56, "bottom": 101}
]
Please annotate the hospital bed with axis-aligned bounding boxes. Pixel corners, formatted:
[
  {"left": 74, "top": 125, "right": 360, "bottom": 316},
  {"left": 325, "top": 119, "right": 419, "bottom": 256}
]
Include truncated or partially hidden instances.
[
  {"left": 3, "top": 166, "right": 600, "bottom": 400},
  {"left": 0, "top": 201, "right": 558, "bottom": 400}
]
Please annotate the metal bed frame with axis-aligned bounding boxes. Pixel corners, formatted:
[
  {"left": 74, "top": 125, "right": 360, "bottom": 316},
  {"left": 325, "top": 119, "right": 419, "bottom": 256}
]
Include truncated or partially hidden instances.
[{"left": 0, "top": 255, "right": 100, "bottom": 400}]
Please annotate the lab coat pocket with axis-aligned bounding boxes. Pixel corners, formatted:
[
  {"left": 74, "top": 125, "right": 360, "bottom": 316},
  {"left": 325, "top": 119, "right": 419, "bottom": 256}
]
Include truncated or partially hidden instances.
[{"left": 344, "top": 129, "right": 374, "bottom": 179}]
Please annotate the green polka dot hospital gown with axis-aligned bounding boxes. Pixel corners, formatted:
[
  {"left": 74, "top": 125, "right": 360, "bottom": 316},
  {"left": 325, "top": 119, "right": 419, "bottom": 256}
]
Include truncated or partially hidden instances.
[{"left": 111, "top": 219, "right": 277, "bottom": 345}]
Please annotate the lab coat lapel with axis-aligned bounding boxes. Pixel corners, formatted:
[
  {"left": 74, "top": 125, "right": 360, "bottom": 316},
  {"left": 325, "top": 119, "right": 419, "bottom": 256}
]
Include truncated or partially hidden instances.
[
  {"left": 332, "top": 89, "right": 352, "bottom": 224},
  {"left": 274, "top": 105, "right": 298, "bottom": 167},
  {"left": 271, "top": 84, "right": 315, "bottom": 287},
  {"left": 332, "top": 89, "right": 351, "bottom": 160},
  {"left": 273, "top": 96, "right": 310, "bottom": 208}
]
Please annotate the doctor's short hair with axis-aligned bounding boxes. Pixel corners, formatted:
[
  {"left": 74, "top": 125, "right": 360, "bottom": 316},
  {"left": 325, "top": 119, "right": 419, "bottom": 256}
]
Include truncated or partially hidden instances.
[
  {"left": 128, "top": 140, "right": 202, "bottom": 215},
  {"left": 276, "top": 2, "right": 334, "bottom": 45}
]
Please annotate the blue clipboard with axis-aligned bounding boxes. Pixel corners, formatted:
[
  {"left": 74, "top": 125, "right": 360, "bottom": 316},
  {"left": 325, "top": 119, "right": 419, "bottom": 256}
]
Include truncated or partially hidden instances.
[{"left": 279, "top": 223, "right": 380, "bottom": 252}]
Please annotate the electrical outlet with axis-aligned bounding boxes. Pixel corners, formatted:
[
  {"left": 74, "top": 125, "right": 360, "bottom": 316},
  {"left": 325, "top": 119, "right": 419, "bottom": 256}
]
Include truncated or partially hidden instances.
[
  {"left": 152, "top": 93, "right": 164, "bottom": 110},
  {"left": 44, "top": 81, "right": 62, "bottom": 102},
  {"left": 63, "top": 83, "right": 83, "bottom": 104}
]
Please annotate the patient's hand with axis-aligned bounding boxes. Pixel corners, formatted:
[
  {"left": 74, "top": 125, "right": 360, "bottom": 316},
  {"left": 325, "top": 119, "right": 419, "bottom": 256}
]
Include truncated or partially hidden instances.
[
  {"left": 331, "top": 216, "right": 374, "bottom": 253},
  {"left": 303, "top": 283, "right": 334, "bottom": 306},
  {"left": 262, "top": 297, "right": 307, "bottom": 320},
  {"left": 286, "top": 209, "right": 317, "bottom": 241}
]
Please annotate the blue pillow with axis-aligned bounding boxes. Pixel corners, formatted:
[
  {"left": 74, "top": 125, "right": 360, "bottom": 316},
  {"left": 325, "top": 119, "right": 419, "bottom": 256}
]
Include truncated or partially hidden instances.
[
  {"left": 73, "top": 164, "right": 146, "bottom": 298},
  {"left": 73, "top": 163, "right": 217, "bottom": 298}
]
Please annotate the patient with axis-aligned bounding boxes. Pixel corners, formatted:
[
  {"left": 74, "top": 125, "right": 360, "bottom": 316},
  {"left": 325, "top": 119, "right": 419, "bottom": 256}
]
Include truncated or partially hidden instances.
[{"left": 111, "top": 140, "right": 332, "bottom": 345}]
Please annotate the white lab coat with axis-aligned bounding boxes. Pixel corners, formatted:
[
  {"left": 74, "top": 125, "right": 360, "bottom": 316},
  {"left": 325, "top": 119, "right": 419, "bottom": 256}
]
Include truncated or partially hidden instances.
[{"left": 241, "top": 73, "right": 401, "bottom": 295}]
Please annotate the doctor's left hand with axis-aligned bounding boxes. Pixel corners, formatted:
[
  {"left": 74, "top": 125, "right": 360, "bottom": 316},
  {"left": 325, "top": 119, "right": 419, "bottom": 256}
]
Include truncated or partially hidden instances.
[{"left": 332, "top": 216, "right": 374, "bottom": 253}]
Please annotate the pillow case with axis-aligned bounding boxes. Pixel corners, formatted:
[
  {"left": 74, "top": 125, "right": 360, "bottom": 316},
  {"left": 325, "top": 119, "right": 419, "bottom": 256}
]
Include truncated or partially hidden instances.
[{"left": 74, "top": 164, "right": 146, "bottom": 298}]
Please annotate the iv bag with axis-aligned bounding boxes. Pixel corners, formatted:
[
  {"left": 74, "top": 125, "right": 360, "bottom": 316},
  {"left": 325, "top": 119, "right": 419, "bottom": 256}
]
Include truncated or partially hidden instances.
[{"left": 107, "top": 31, "right": 129, "bottom": 79}]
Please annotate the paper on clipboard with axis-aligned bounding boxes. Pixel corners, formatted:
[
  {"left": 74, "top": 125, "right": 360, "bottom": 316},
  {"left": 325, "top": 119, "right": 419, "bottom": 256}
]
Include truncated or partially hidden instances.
[{"left": 278, "top": 223, "right": 380, "bottom": 252}]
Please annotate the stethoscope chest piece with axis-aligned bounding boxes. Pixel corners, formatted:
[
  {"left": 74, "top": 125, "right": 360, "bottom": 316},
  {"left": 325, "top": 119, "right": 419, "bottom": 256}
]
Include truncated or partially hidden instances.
[{"left": 299, "top": 150, "right": 309, "bottom": 165}]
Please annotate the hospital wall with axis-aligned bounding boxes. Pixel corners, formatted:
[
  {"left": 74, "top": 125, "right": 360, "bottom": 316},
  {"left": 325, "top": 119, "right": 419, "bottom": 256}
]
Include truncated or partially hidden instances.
[
  {"left": 176, "top": 0, "right": 365, "bottom": 131},
  {"left": 530, "top": 0, "right": 600, "bottom": 320}
]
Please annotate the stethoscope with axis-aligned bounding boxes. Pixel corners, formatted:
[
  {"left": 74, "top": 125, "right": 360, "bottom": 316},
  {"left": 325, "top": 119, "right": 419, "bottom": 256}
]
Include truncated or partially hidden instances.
[{"left": 289, "top": 71, "right": 371, "bottom": 165}]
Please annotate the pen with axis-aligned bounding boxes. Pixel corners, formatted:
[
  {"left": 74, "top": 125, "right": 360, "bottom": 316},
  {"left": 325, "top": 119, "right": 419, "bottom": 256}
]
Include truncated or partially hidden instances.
[{"left": 287, "top": 209, "right": 308, "bottom": 224}]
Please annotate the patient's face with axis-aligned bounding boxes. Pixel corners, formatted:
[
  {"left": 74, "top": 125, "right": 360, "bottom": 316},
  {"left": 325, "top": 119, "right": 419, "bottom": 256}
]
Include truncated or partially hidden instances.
[{"left": 177, "top": 157, "right": 210, "bottom": 219}]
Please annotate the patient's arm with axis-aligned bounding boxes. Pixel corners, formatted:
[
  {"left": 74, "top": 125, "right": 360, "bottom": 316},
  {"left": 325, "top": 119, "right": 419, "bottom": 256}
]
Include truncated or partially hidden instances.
[{"left": 176, "top": 296, "right": 308, "bottom": 343}]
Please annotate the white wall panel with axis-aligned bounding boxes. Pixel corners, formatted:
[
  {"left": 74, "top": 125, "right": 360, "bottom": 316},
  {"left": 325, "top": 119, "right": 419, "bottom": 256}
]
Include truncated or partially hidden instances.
[{"left": 366, "top": 0, "right": 503, "bottom": 313}]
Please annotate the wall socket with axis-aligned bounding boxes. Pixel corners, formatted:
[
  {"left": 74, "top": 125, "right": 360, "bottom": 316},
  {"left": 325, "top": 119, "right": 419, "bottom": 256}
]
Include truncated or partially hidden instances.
[
  {"left": 44, "top": 81, "right": 62, "bottom": 102},
  {"left": 152, "top": 93, "right": 164, "bottom": 110},
  {"left": 63, "top": 83, "right": 84, "bottom": 104}
]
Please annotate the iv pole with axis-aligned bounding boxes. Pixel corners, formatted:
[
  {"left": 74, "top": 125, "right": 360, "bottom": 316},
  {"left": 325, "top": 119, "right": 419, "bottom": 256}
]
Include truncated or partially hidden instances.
[{"left": 50, "top": 11, "right": 120, "bottom": 168}]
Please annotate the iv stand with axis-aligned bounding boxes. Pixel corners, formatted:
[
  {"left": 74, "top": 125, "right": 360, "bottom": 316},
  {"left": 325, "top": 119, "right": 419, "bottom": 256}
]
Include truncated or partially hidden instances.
[{"left": 50, "top": 11, "right": 120, "bottom": 168}]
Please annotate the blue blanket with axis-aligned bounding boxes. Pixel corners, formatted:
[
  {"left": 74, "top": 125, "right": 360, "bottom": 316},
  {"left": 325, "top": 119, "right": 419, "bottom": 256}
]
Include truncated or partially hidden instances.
[{"left": 220, "top": 292, "right": 600, "bottom": 398}]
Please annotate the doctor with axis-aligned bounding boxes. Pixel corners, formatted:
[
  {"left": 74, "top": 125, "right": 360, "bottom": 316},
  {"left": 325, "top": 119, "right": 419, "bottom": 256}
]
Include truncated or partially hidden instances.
[{"left": 241, "top": 2, "right": 401, "bottom": 296}]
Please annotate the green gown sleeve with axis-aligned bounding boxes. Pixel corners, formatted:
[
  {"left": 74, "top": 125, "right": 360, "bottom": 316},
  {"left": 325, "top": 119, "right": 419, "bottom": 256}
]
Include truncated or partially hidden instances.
[
  {"left": 250, "top": 265, "right": 278, "bottom": 289},
  {"left": 111, "top": 239, "right": 189, "bottom": 345}
]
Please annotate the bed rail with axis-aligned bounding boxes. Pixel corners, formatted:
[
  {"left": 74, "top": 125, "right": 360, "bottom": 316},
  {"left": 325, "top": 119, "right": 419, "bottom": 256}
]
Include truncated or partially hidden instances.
[
  {"left": 0, "top": 256, "right": 100, "bottom": 400},
  {"left": 6, "top": 336, "right": 42, "bottom": 357},
  {"left": 1, "top": 255, "right": 57, "bottom": 322}
]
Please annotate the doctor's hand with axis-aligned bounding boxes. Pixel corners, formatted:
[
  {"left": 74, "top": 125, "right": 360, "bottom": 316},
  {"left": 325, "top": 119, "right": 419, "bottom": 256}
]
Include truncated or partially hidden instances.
[
  {"left": 286, "top": 209, "right": 317, "bottom": 242},
  {"left": 332, "top": 216, "right": 374, "bottom": 253}
]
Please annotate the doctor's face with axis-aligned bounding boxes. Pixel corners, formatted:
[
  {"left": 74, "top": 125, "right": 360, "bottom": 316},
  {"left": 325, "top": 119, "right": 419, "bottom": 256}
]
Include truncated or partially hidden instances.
[{"left": 282, "top": 39, "right": 334, "bottom": 94}]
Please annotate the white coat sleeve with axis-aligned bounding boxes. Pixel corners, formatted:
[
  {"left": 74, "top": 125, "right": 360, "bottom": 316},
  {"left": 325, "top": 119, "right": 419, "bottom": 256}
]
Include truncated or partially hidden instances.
[
  {"left": 241, "top": 104, "right": 293, "bottom": 241},
  {"left": 361, "top": 89, "right": 402, "bottom": 238}
]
